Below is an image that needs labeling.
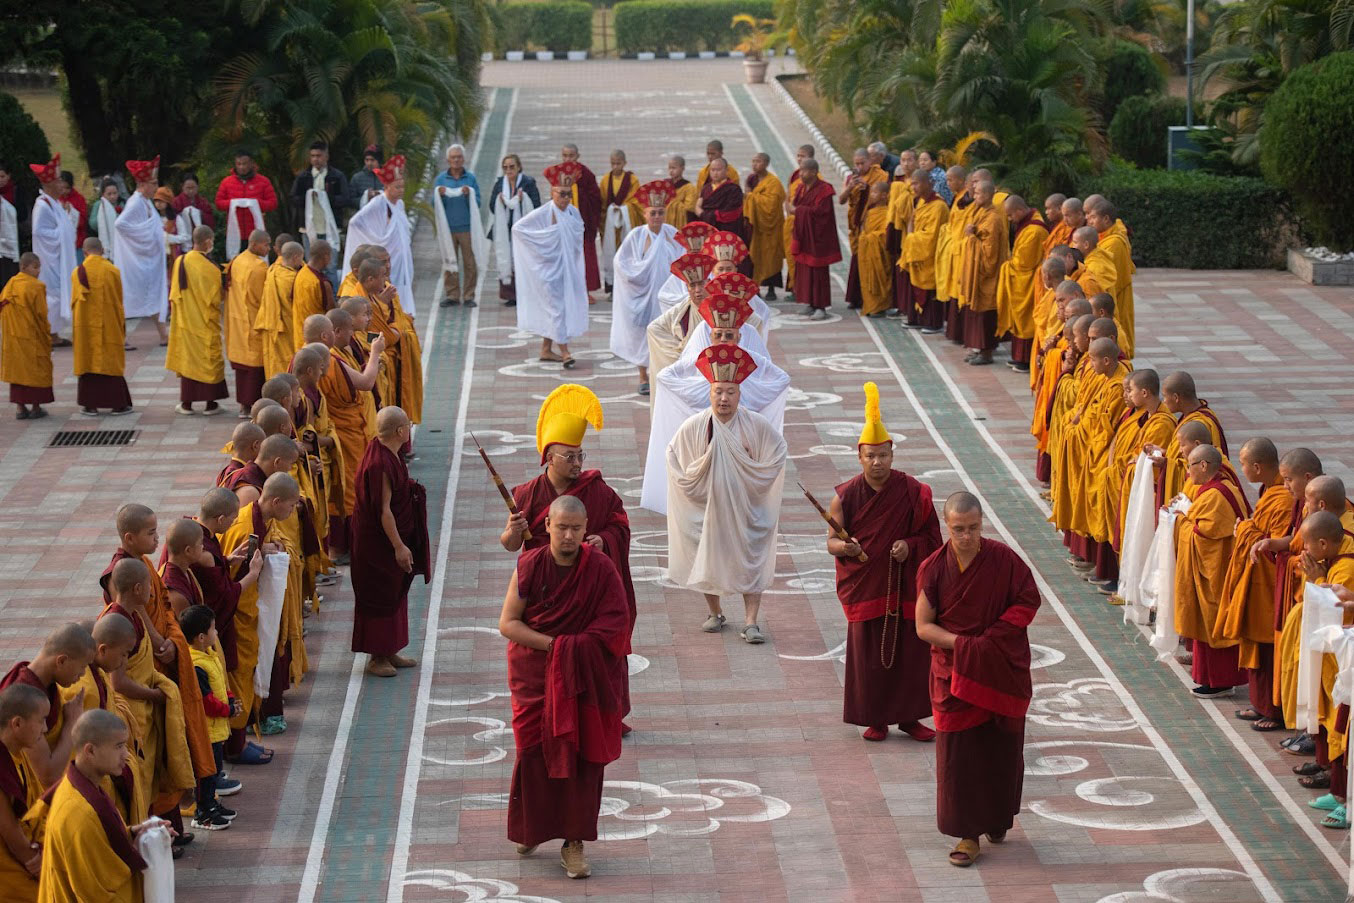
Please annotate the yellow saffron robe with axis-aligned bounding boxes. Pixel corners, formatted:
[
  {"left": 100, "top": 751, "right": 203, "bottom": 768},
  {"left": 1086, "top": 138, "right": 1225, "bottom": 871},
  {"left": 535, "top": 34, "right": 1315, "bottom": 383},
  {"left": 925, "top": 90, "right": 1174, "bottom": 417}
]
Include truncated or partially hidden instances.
[
  {"left": 35, "top": 773, "right": 140, "bottom": 903},
  {"left": 743, "top": 172, "right": 786, "bottom": 285},
  {"left": 1214, "top": 479, "right": 1293, "bottom": 668},
  {"left": 1160, "top": 406, "right": 1225, "bottom": 504},
  {"left": 225, "top": 251, "right": 267, "bottom": 369},
  {"left": 291, "top": 265, "right": 332, "bottom": 351},
  {"left": 856, "top": 205, "right": 893, "bottom": 316},
  {"left": 938, "top": 193, "right": 972, "bottom": 303},
  {"left": 0, "top": 745, "right": 41, "bottom": 901},
  {"left": 1174, "top": 479, "right": 1248, "bottom": 648},
  {"left": 1318, "top": 552, "right": 1354, "bottom": 760},
  {"left": 71, "top": 256, "right": 126, "bottom": 379},
  {"left": 0, "top": 273, "right": 52, "bottom": 393},
  {"left": 62, "top": 665, "right": 150, "bottom": 824},
  {"left": 1114, "top": 409, "right": 1176, "bottom": 547},
  {"left": 319, "top": 347, "right": 376, "bottom": 517},
  {"left": 957, "top": 203, "right": 1008, "bottom": 314},
  {"left": 665, "top": 180, "right": 698, "bottom": 230},
  {"left": 357, "top": 283, "right": 423, "bottom": 424},
  {"left": 166, "top": 250, "right": 225, "bottom": 386},
  {"left": 782, "top": 173, "right": 801, "bottom": 293},
  {"left": 996, "top": 217, "right": 1048, "bottom": 340},
  {"left": 1059, "top": 362, "right": 1130, "bottom": 540},
  {"left": 256, "top": 262, "right": 299, "bottom": 378},
  {"left": 902, "top": 197, "right": 948, "bottom": 294},
  {"left": 1098, "top": 224, "right": 1136, "bottom": 358},
  {"left": 1043, "top": 220, "right": 1072, "bottom": 257}
]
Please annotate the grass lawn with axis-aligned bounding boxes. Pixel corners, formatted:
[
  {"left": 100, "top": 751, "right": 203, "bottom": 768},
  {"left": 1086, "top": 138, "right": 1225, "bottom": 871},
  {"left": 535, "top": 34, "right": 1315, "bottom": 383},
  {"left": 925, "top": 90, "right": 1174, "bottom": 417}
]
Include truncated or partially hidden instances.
[
  {"left": 9, "top": 85, "right": 92, "bottom": 195},
  {"left": 779, "top": 74, "right": 860, "bottom": 165}
]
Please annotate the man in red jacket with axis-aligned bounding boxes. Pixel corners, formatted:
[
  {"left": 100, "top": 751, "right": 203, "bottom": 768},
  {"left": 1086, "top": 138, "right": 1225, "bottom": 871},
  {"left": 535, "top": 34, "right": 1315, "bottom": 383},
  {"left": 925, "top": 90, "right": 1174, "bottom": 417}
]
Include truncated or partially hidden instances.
[{"left": 215, "top": 151, "right": 278, "bottom": 241}]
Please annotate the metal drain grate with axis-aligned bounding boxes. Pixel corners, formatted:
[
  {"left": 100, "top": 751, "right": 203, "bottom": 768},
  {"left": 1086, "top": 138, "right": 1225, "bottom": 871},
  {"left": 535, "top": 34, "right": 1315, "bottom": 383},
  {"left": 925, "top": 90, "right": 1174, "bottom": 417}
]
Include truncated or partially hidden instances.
[{"left": 47, "top": 429, "right": 140, "bottom": 449}]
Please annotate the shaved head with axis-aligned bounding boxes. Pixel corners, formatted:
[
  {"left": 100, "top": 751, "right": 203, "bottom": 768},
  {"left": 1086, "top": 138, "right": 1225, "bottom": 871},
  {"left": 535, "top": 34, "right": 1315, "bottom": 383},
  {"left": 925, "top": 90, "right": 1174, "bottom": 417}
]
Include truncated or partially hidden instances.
[
  {"left": 1239, "top": 437, "right": 1279, "bottom": 468},
  {"left": 109, "top": 558, "right": 150, "bottom": 594},
  {"left": 167, "top": 518, "right": 204, "bottom": 554},
  {"left": 377, "top": 405, "right": 410, "bottom": 438},
  {"left": 1089, "top": 337, "right": 1119, "bottom": 358},
  {"left": 261, "top": 376, "right": 292, "bottom": 405},
  {"left": 1176, "top": 420, "right": 1213, "bottom": 443},
  {"left": 1063, "top": 297, "right": 1092, "bottom": 319},
  {"left": 328, "top": 308, "right": 353, "bottom": 330},
  {"left": 200, "top": 487, "right": 240, "bottom": 520},
  {"left": 1088, "top": 317, "right": 1117, "bottom": 339},
  {"left": 42, "top": 622, "right": 96, "bottom": 658},
  {"left": 115, "top": 503, "right": 155, "bottom": 537},
  {"left": 1042, "top": 256, "right": 1067, "bottom": 283},
  {"left": 1073, "top": 225, "right": 1099, "bottom": 247},
  {"left": 262, "top": 472, "right": 301, "bottom": 502},
  {"left": 1162, "top": 371, "right": 1198, "bottom": 401},
  {"left": 1281, "top": 447, "right": 1322, "bottom": 476},
  {"left": 92, "top": 612, "right": 138, "bottom": 648},
  {"left": 302, "top": 314, "right": 333, "bottom": 344},
  {"left": 1308, "top": 474, "right": 1347, "bottom": 510},
  {"left": 256, "top": 404, "right": 293, "bottom": 437},
  {"left": 1189, "top": 444, "right": 1222, "bottom": 477},
  {"left": 1304, "top": 510, "right": 1346, "bottom": 545},
  {"left": 259, "top": 433, "right": 300, "bottom": 464},
  {"left": 250, "top": 398, "right": 282, "bottom": 418},
  {"left": 1128, "top": 369, "right": 1160, "bottom": 393},
  {"left": 548, "top": 495, "right": 588, "bottom": 520},
  {"left": 72, "top": 709, "right": 127, "bottom": 749},
  {"left": 943, "top": 491, "right": 982, "bottom": 517},
  {"left": 0, "top": 683, "right": 50, "bottom": 724},
  {"left": 291, "top": 345, "right": 327, "bottom": 374}
]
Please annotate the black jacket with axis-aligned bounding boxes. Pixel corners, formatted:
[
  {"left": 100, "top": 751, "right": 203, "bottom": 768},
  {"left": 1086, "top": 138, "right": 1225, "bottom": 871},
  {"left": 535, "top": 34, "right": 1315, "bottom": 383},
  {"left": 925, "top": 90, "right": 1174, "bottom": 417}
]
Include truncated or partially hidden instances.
[{"left": 289, "top": 168, "right": 351, "bottom": 231}]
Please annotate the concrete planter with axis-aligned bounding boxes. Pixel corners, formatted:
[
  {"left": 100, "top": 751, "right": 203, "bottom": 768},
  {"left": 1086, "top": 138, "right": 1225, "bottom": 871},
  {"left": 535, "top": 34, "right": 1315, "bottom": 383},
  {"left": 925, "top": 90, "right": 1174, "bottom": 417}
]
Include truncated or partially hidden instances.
[
  {"left": 505, "top": 50, "right": 525, "bottom": 61},
  {"left": 567, "top": 50, "right": 588, "bottom": 61},
  {"left": 637, "top": 51, "right": 656, "bottom": 60},
  {"left": 481, "top": 51, "right": 494, "bottom": 62},
  {"left": 743, "top": 58, "right": 769, "bottom": 84},
  {"left": 699, "top": 51, "right": 716, "bottom": 59},
  {"left": 1288, "top": 248, "right": 1354, "bottom": 285},
  {"left": 669, "top": 51, "right": 686, "bottom": 60},
  {"left": 535, "top": 51, "right": 554, "bottom": 61}
]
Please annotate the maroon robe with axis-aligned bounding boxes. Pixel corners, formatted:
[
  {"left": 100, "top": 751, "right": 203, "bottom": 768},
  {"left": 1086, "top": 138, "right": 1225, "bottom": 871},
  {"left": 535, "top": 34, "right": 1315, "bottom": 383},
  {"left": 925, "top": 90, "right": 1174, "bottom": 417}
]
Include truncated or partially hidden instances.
[
  {"left": 791, "top": 179, "right": 841, "bottom": 310},
  {"left": 919, "top": 538, "right": 1039, "bottom": 839},
  {"left": 350, "top": 439, "right": 429, "bottom": 655},
  {"left": 507, "top": 543, "right": 629, "bottom": 846},
  {"left": 223, "top": 461, "right": 266, "bottom": 493},
  {"left": 835, "top": 471, "right": 942, "bottom": 727},
  {"left": 697, "top": 179, "right": 749, "bottom": 244},
  {"left": 191, "top": 523, "right": 243, "bottom": 670},
  {"left": 511, "top": 470, "right": 636, "bottom": 630},
  {"left": 0, "top": 662, "right": 59, "bottom": 732},
  {"left": 216, "top": 457, "right": 247, "bottom": 488},
  {"left": 573, "top": 164, "right": 603, "bottom": 292}
]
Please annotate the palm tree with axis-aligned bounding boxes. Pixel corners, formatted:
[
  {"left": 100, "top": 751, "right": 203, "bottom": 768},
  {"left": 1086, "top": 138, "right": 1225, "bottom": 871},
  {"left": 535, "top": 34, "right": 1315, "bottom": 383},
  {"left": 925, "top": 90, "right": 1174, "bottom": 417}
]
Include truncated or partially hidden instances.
[{"left": 926, "top": 0, "right": 1108, "bottom": 195}]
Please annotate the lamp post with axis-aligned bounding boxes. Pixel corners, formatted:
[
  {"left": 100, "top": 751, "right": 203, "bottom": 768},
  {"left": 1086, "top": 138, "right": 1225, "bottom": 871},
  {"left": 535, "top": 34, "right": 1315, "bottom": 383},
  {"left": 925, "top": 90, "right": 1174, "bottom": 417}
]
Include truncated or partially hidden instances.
[{"left": 1185, "top": 0, "right": 1195, "bottom": 127}]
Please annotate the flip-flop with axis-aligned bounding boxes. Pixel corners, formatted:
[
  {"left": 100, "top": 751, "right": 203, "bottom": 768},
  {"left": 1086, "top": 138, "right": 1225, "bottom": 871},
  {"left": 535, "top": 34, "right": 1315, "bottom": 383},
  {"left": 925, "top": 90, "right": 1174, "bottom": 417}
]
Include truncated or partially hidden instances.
[
  {"left": 1252, "top": 717, "right": 1283, "bottom": 732},
  {"left": 948, "top": 839, "right": 979, "bottom": 867},
  {"left": 1234, "top": 708, "right": 1263, "bottom": 722},
  {"left": 538, "top": 352, "right": 562, "bottom": 362},
  {"left": 227, "top": 741, "right": 274, "bottom": 765},
  {"left": 561, "top": 356, "right": 576, "bottom": 369},
  {"left": 1294, "top": 762, "right": 1326, "bottom": 776},
  {"left": 1321, "top": 804, "right": 1349, "bottom": 829},
  {"left": 1299, "top": 771, "right": 1331, "bottom": 789}
]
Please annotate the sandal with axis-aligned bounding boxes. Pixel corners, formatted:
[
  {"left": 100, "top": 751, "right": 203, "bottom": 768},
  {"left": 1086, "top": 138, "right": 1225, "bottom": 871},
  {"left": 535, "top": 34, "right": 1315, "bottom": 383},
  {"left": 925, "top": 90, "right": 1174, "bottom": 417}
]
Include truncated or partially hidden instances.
[
  {"left": 51, "top": 336, "right": 72, "bottom": 347},
  {"left": 1294, "top": 762, "right": 1326, "bottom": 776},
  {"left": 538, "top": 351, "right": 562, "bottom": 362},
  {"left": 1310, "top": 792, "right": 1341, "bottom": 811},
  {"left": 985, "top": 830, "right": 1007, "bottom": 844},
  {"left": 1234, "top": 708, "right": 1263, "bottom": 722},
  {"left": 1298, "top": 771, "right": 1331, "bottom": 789},
  {"left": 1321, "top": 804, "right": 1348, "bottom": 829},
  {"left": 227, "top": 741, "right": 274, "bottom": 765},
  {"left": 561, "top": 355, "right": 576, "bottom": 369},
  {"left": 948, "top": 838, "right": 979, "bottom": 867},
  {"left": 1252, "top": 717, "right": 1283, "bottom": 732}
]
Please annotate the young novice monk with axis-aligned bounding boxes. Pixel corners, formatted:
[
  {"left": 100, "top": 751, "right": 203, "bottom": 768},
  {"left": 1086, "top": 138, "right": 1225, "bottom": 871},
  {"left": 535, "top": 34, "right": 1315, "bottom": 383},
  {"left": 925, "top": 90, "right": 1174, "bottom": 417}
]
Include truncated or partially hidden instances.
[{"left": 0, "top": 684, "right": 48, "bottom": 900}]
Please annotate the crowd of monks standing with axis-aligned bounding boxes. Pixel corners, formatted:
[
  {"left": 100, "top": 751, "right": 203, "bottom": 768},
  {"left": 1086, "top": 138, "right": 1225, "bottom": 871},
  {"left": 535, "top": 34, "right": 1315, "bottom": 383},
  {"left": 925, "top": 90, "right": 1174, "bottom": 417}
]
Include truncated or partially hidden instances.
[{"left": 1, "top": 130, "right": 1350, "bottom": 896}]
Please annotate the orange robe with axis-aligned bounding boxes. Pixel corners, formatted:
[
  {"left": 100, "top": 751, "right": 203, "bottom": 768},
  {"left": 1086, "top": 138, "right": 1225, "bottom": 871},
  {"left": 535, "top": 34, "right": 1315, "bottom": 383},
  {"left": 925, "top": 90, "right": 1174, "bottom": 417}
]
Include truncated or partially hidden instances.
[
  {"left": 743, "top": 172, "right": 786, "bottom": 285},
  {"left": 1043, "top": 220, "right": 1071, "bottom": 257},
  {"left": 317, "top": 347, "right": 376, "bottom": 517},
  {"left": 1214, "top": 479, "right": 1293, "bottom": 668},
  {"left": 1098, "top": 223, "right": 1136, "bottom": 357},
  {"left": 356, "top": 283, "right": 424, "bottom": 424},
  {"left": 291, "top": 265, "right": 333, "bottom": 351},
  {"left": 255, "top": 261, "right": 299, "bottom": 378},
  {"left": 1174, "top": 478, "right": 1248, "bottom": 647},
  {"left": 1113, "top": 410, "right": 1175, "bottom": 550},
  {"left": 957, "top": 204, "right": 1008, "bottom": 314},
  {"left": 1159, "top": 404, "right": 1226, "bottom": 506}
]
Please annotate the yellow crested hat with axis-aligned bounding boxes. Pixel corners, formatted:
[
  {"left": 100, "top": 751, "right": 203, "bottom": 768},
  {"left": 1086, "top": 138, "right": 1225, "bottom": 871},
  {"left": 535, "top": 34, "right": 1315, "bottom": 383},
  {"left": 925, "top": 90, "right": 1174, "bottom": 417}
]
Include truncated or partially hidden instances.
[
  {"left": 536, "top": 384, "right": 604, "bottom": 464},
  {"left": 858, "top": 382, "right": 891, "bottom": 447}
]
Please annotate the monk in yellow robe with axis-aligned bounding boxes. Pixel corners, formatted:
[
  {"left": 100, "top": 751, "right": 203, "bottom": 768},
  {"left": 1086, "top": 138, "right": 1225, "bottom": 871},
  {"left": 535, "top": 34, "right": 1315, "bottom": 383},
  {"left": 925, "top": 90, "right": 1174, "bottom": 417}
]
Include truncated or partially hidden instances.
[
  {"left": 0, "top": 253, "right": 53, "bottom": 419},
  {"left": 900, "top": 170, "right": 948, "bottom": 331},
  {"left": 35, "top": 709, "right": 151, "bottom": 903},
  {"left": 696, "top": 140, "right": 738, "bottom": 193},
  {"left": 1145, "top": 371, "right": 1227, "bottom": 508},
  {"left": 957, "top": 180, "right": 1008, "bottom": 364},
  {"left": 1036, "top": 305, "right": 1090, "bottom": 486},
  {"left": 319, "top": 310, "right": 384, "bottom": 558},
  {"left": 71, "top": 239, "right": 132, "bottom": 415},
  {"left": 600, "top": 151, "right": 644, "bottom": 292},
  {"left": 166, "top": 225, "right": 227, "bottom": 413},
  {"left": 1042, "top": 194, "right": 1070, "bottom": 258},
  {"left": 1087, "top": 199, "right": 1136, "bottom": 358},
  {"left": 1071, "top": 227, "right": 1124, "bottom": 355},
  {"left": 938, "top": 168, "right": 973, "bottom": 341},
  {"left": 225, "top": 229, "right": 270, "bottom": 413},
  {"left": 1090, "top": 374, "right": 1142, "bottom": 585},
  {"left": 856, "top": 182, "right": 893, "bottom": 317},
  {"left": 220, "top": 472, "right": 301, "bottom": 760},
  {"left": 62, "top": 613, "right": 147, "bottom": 825},
  {"left": 340, "top": 295, "right": 392, "bottom": 411},
  {"left": 1213, "top": 438, "right": 1291, "bottom": 729},
  {"left": 1174, "top": 445, "right": 1249, "bottom": 695},
  {"left": 293, "top": 342, "right": 343, "bottom": 562},
  {"left": 99, "top": 557, "right": 198, "bottom": 831},
  {"left": 1111, "top": 369, "right": 1175, "bottom": 555},
  {"left": 0, "top": 684, "right": 47, "bottom": 900},
  {"left": 0, "top": 624, "right": 95, "bottom": 789},
  {"left": 665, "top": 156, "right": 697, "bottom": 229},
  {"left": 743, "top": 153, "right": 785, "bottom": 298},
  {"left": 1029, "top": 260, "right": 1072, "bottom": 392},
  {"left": 354, "top": 257, "right": 424, "bottom": 427},
  {"left": 255, "top": 241, "right": 303, "bottom": 379},
  {"left": 995, "top": 195, "right": 1048, "bottom": 371},
  {"left": 292, "top": 240, "right": 336, "bottom": 350},
  {"left": 839, "top": 149, "right": 888, "bottom": 311}
]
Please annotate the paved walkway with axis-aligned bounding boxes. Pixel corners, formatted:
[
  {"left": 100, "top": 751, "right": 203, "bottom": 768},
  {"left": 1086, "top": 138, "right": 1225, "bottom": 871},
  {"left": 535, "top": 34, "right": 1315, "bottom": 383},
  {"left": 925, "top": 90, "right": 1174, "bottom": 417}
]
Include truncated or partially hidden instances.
[{"left": 1, "top": 59, "right": 1352, "bottom": 902}]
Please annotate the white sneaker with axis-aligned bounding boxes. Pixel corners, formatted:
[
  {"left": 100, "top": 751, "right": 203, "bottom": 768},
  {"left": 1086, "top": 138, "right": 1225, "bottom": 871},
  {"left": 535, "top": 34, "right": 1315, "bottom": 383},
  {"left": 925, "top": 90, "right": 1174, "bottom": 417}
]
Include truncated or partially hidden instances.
[{"left": 174, "top": 403, "right": 195, "bottom": 415}]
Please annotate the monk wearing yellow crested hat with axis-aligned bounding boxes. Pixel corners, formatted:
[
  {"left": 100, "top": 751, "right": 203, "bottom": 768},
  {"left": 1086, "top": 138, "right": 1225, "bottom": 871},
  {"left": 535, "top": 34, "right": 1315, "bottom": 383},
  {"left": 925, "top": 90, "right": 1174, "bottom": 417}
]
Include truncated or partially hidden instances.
[
  {"left": 826, "top": 383, "right": 942, "bottom": 742},
  {"left": 500, "top": 385, "right": 636, "bottom": 635}
]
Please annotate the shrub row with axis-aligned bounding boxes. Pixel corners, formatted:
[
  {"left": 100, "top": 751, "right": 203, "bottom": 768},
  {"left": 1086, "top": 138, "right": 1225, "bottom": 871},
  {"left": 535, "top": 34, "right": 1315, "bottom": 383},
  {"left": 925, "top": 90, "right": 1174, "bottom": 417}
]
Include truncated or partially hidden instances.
[
  {"left": 1107, "top": 94, "right": 1187, "bottom": 170},
  {"left": 490, "top": 2, "right": 593, "bottom": 53},
  {"left": 1079, "top": 164, "right": 1295, "bottom": 269},
  {"left": 614, "top": 0, "right": 775, "bottom": 54}
]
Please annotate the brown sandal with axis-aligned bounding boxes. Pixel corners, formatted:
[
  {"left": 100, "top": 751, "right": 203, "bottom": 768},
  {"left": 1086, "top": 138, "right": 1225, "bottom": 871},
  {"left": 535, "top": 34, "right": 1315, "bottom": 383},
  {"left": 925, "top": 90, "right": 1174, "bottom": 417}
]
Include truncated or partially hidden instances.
[
  {"left": 538, "top": 351, "right": 563, "bottom": 362},
  {"left": 561, "top": 354, "right": 576, "bottom": 369},
  {"left": 948, "top": 838, "right": 979, "bottom": 867}
]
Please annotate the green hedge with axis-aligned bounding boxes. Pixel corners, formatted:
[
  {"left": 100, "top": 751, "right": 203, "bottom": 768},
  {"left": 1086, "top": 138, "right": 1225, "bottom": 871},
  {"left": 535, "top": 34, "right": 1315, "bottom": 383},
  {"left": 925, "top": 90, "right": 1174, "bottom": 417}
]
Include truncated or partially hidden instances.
[
  {"left": 614, "top": 0, "right": 774, "bottom": 54},
  {"left": 491, "top": 1, "right": 592, "bottom": 52},
  {"left": 0, "top": 92, "right": 51, "bottom": 199},
  {"left": 1079, "top": 164, "right": 1294, "bottom": 269},
  {"left": 1259, "top": 51, "right": 1354, "bottom": 251},
  {"left": 1108, "top": 95, "right": 1186, "bottom": 170},
  {"left": 1098, "top": 40, "right": 1166, "bottom": 123}
]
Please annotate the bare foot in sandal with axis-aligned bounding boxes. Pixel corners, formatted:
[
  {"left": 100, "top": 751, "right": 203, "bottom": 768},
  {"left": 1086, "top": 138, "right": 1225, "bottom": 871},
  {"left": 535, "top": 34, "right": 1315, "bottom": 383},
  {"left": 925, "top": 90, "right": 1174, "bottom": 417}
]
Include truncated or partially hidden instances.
[{"left": 949, "top": 838, "right": 980, "bottom": 867}]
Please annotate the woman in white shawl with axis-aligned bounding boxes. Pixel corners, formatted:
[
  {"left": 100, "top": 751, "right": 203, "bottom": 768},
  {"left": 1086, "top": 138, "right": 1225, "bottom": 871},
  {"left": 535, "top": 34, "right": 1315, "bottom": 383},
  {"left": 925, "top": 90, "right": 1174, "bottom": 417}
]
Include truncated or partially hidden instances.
[
  {"left": 86, "top": 179, "right": 122, "bottom": 263},
  {"left": 487, "top": 154, "right": 539, "bottom": 307}
]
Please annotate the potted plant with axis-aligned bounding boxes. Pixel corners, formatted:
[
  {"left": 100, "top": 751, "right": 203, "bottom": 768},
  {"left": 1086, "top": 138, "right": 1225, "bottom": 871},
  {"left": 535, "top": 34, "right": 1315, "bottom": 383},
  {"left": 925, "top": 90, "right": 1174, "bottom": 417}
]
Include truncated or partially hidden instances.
[{"left": 732, "top": 14, "right": 780, "bottom": 83}]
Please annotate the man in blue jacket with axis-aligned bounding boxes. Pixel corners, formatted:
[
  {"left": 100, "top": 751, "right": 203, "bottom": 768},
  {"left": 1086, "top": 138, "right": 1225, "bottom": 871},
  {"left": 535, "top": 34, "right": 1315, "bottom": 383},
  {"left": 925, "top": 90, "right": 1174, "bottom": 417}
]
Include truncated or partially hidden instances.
[{"left": 433, "top": 143, "right": 481, "bottom": 308}]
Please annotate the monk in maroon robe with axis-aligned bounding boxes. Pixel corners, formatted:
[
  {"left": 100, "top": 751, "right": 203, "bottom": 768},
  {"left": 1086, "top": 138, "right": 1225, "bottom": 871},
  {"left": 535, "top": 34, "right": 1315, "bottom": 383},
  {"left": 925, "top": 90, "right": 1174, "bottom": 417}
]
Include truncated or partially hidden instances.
[
  {"left": 694, "top": 158, "right": 750, "bottom": 277},
  {"left": 790, "top": 159, "right": 841, "bottom": 316},
  {"left": 499, "top": 495, "right": 629, "bottom": 879},
  {"left": 917, "top": 491, "right": 1039, "bottom": 867},
  {"left": 351, "top": 407, "right": 429, "bottom": 677},
  {"left": 828, "top": 415, "right": 941, "bottom": 742},
  {"left": 562, "top": 145, "right": 602, "bottom": 292}
]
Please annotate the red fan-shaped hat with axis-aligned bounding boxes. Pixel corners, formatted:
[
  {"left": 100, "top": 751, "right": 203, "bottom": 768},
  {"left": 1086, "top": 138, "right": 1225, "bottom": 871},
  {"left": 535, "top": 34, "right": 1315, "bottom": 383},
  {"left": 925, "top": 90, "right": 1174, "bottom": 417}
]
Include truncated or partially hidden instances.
[
  {"left": 674, "top": 222, "right": 717, "bottom": 253},
  {"left": 670, "top": 251, "right": 715, "bottom": 286},
  {"left": 544, "top": 161, "right": 583, "bottom": 188},
  {"left": 697, "top": 292, "right": 753, "bottom": 331},
  {"left": 376, "top": 154, "right": 406, "bottom": 186},
  {"left": 705, "top": 230, "right": 748, "bottom": 265},
  {"left": 636, "top": 179, "right": 676, "bottom": 209},
  {"left": 708, "top": 272, "right": 758, "bottom": 303},
  {"left": 695, "top": 343, "right": 758, "bottom": 385},
  {"left": 29, "top": 154, "right": 60, "bottom": 184},
  {"left": 125, "top": 155, "right": 160, "bottom": 183}
]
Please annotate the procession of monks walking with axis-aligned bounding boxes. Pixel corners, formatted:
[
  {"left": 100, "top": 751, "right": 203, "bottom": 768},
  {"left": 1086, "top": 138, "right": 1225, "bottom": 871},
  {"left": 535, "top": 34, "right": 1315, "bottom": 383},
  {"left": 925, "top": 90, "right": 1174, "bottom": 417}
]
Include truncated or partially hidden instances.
[{"left": 1, "top": 128, "right": 1347, "bottom": 899}]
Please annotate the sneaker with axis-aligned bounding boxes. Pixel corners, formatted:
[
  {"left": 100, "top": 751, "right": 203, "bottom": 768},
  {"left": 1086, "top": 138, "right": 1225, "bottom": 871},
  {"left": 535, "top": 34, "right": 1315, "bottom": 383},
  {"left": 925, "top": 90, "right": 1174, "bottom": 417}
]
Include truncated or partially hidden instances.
[
  {"left": 886, "top": 309, "right": 902, "bottom": 319},
  {"left": 741, "top": 624, "right": 765, "bottom": 644},
  {"left": 81, "top": 407, "right": 100, "bottom": 417},
  {"left": 516, "top": 843, "right": 539, "bottom": 855},
  {"left": 174, "top": 403, "right": 195, "bottom": 415},
  {"left": 701, "top": 613, "right": 726, "bottom": 633},
  {"left": 191, "top": 808, "right": 231, "bottom": 831},
  {"left": 920, "top": 327, "right": 943, "bottom": 334},
  {"left": 216, "top": 776, "right": 242, "bottom": 796},
  {"left": 809, "top": 309, "right": 828, "bottom": 321},
  {"left": 202, "top": 403, "right": 222, "bottom": 416},
  {"left": 212, "top": 803, "right": 238, "bottom": 821},
  {"left": 110, "top": 406, "right": 134, "bottom": 416},
  {"left": 1191, "top": 685, "right": 1234, "bottom": 699},
  {"left": 260, "top": 715, "right": 287, "bottom": 735},
  {"left": 560, "top": 840, "right": 591, "bottom": 879}
]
